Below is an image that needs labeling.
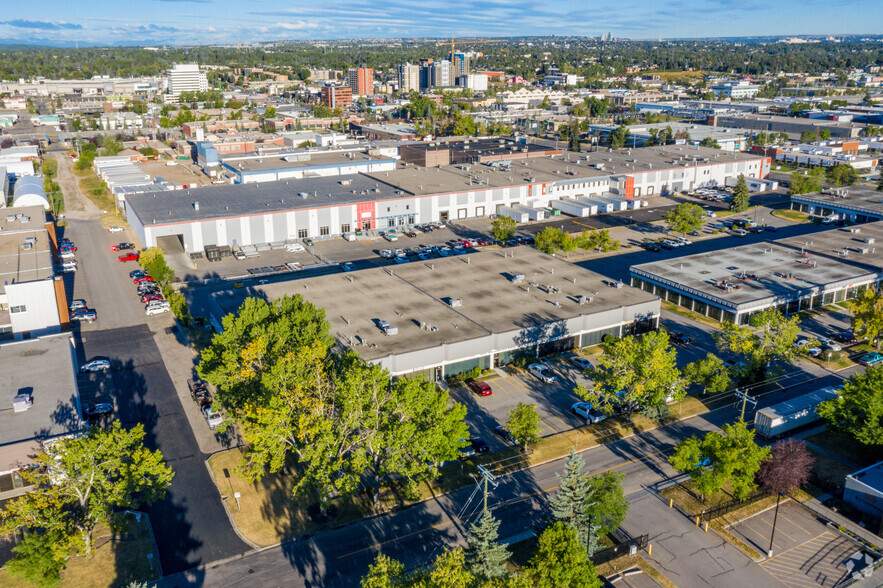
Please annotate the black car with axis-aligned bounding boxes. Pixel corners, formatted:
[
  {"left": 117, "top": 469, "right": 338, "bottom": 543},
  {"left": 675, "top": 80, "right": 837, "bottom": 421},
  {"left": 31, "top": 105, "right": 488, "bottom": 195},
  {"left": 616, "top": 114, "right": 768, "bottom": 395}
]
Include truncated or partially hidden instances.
[
  {"left": 83, "top": 402, "right": 113, "bottom": 417},
  {"left": 641, "top": 242, "right": 661, "bottom": 252},
  {"left": 470, "top": 437, "right": 490, "bottom": 454},
  {"left": 832, "top": 331, "right": 858, "bottom": 344},
  {"left": 659, "top": 241, "right": 674, "bottom": 250},
  {"left": 764, "top": 225, "right": 778, "bottom": 232},
  {"left": 669, "top": 332, "right": 694, "bottom": 346}
]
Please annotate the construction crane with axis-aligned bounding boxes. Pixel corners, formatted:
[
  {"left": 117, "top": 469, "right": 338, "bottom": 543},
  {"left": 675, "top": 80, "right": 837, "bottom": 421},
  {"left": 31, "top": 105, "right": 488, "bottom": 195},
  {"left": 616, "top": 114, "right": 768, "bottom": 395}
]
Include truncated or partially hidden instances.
[{"left": 435, "top": 37, "right": 505, "bottom": 65}]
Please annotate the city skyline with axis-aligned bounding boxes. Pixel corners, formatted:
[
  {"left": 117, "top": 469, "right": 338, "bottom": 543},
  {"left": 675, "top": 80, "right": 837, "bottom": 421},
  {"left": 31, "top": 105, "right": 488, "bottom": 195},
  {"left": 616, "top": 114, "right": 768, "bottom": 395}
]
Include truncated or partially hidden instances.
[{"left": 0, "top": 0, "right": 881, "bottom": 47}]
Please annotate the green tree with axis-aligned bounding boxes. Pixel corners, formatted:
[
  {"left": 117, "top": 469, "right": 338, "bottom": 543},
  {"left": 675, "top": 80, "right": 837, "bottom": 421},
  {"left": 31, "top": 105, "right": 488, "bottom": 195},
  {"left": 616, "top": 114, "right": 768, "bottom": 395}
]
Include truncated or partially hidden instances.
[
  {"left": 264, "top": 107, "right": 277, "bottom": 119},
  {"left": 101, "top": 135, "right": 123, "bottom": 156},
  {"left": 0, "top": 422, "right": 173, "bottom": 577},
  {"left": 669, "top": 420, "right": 770, "bottom": 499},
  {"left": 548, "top": 449, "right": 597, "bottom": 550},
  {"left": 506, "top": 403, "right": 541, "bottom": 450},
  {"left": 198, "top": 298, "right": 468, "bottom": 507},
  {"left": 799, "top": 130, "right": 818, "bottom": 143},
  {"left": 419, "top": 548, "right": 476, "bottom": 587},
  {"left": 524, "top": 522, "right": 601, "bottom": 588},
  {"left": 818, "top": 366, "right": 883, "bottom": 447},
  {"left": 608, "top": 124, "right": 630, "bottom": 149},
  {"left": 826, "top": 164, "right": 858, "bottom": 187},
  {"left": 878, "top": 175, "right": 883, "bottom": 192},
  {"left": 567, "top": 119, "right": 580, "bottom": 152},
  {"left": 664, "top": 202, "right": 705, "bottom": 235},
  {"left": 361, "top": 553, "right": 407, "bottom": 588},
  {"left": 683, "top": 353, "right": 731, "bottom": 395},
  {"left": 491, "top": 215, "right": 516, "bottom": 243},
  {"left": 4, "top": 530, "right": 69, "bottom": 587},
  {"left": 819, "top": 128, "right": 831, "bottom": 141},
  {"left": 789, "top": 168, "right": 825, "bottom": 195},
  {"left": 584, "top": 472, "right": 628, "bottom": 541},
  {"left": 535, "top": 226, "right": 563, "bottom": 254},
  {"left": 465, "top": 509, "right": 510, "bottom": 581},
  {"left": 699, "top": 137, "right": 721, "bottom": 149},
  {"left": 579, "top": 331, "right": 685, "bottom": 417},
  {"left": 713, "top": 308, "right": 801, "bottom": 382},
  {"left": 730, "top": 174, "right": 750, "bottom": 212}
]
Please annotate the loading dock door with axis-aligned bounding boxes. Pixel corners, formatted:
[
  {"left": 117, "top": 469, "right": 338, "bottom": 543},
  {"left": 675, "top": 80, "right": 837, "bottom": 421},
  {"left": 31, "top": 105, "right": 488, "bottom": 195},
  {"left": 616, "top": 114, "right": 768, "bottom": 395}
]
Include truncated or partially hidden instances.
[{"left": 156, "top": 234, "right": 185, "bottom": 255}]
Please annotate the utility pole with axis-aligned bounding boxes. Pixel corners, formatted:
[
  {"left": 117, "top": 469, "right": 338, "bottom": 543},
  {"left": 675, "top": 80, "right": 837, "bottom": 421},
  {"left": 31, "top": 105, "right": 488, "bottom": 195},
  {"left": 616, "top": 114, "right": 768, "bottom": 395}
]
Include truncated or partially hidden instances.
[
  {"left": 476, "top": 464, "right": 498, "bottom": 512},
  {"left": 734, "top": 389, "right": 757, "bottom": 422}
]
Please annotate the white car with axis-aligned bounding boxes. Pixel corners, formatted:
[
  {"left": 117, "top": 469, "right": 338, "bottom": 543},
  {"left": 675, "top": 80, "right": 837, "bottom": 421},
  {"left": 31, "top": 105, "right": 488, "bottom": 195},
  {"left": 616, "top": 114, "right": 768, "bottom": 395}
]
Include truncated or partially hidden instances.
[
  {"left": 815, "top": 336, "right": 842, "bottom": 352},
  {"left": 146, "top": 304, "right": 171, "bottom": 316},
  {"left": 286, "top": 243, "right": 306, "bottom": 253},
  {"left": 676, "top": 237, "right": 692, "bottom": 245},
  {"left": 704, "top": 210, "right": 716, "bottom": 218},
  {"left": 60, "top": 250, "right": 76, "bottom": 259},
  {"left": 528, "top": 363, "right": 556, "bottom": 384},
  {"left": 108, "top": 226, "right": 124, "bottom": 233},
  {"left": 570, "top": 356, "right": 592, "bottom": 370},
  {"left": 433, "top": 221, "right": 446, "bottom": 229},
  {"left": 794, "top": 339, "right": 822, "bottom": 357},
  {"left": 202, "top": 404, "right": 223, "bottom": 429},
  {"left": 571, "top": 402, "right": 607, "bottom": 424}
]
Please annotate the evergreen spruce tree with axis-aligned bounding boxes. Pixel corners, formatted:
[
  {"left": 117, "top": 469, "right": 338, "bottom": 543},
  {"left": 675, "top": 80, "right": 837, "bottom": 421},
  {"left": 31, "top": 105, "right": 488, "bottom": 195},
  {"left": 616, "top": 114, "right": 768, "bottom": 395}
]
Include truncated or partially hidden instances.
[
  {"left": 548, "top": 448, "right": 599, "bottom": 551},
  {"left": 465, "top": 509, "right": 510, "bottom": 580},
  {"left": 730, "top": 174, "right": 750, "bottom": 213}
]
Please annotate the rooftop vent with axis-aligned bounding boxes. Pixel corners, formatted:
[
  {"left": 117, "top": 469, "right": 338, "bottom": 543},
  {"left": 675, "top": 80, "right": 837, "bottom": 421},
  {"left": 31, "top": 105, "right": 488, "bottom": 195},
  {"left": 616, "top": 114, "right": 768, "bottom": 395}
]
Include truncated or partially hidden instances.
[
  {"left": 511, "top": 273, "right": 525, "bottom": 284},
  {"left": 193, "top": 202, "right": 200, "bottom": 211}
]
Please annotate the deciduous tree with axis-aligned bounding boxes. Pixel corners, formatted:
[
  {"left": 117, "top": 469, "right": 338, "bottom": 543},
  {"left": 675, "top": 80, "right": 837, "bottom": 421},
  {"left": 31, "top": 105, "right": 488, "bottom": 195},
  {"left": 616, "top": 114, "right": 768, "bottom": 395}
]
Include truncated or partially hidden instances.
[
  {"left": 664, "top": 202, "right": 705, "bottom": 235},
  {"left": 669, "top": 420, "right": 769, "bottom": 499},
  {"left": 524, "top": 522, "right": 601, "bottom": 588},
  {"left": 585, "top": 471, "right": 628, "bottom": 540},
  {"left": 817, "top": 366, "right": 883, "bottom": 447},
  {"left": 491, "top": 215, "right": 516, "bottom": 243},
  {"left": 579, "top": 331, "right": 685, "bottom": 417},
  {"left": 683, "top": 353, "right": 732, "bottom": 395},
  {"left": 848, "top": 288, "right": 883, "bottom": 348},
  {"left": 757, "top": 439, "right": 814, "bottom": 496},
  {"left": 506, "top": 403, "right": 541, "bottom": 450},
  {"left": 827, "top": 164, "right": 858, "bottom": 187},
  {"left": 713, "top": 308, "right": 801, "bottom": 382}
]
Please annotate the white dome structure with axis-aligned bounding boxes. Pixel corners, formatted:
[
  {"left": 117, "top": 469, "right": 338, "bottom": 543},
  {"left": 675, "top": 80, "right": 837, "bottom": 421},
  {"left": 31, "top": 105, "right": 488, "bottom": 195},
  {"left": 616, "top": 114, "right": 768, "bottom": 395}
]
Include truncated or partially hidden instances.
[{"left": 12, "top": 176, "right": 50, "bottom": 210}]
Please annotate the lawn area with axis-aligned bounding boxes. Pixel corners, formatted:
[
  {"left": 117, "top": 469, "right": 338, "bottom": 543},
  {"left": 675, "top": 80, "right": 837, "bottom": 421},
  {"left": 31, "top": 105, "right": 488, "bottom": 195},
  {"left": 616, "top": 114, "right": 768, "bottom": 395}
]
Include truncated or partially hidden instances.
[
  {"left": 0, "top": 512, "right": 159, "bottom": 588},
  {"left": 661, "top": 301, "right": 721, "bottom": 328},
  {"left": 99, "top": 213, "right": 128, "bottom": 230},
  {"left": 772, "top": 208, "right": 812, "bottom": 223},
  {"left": 210, "top": 394, "right": 714, "bottom": 547}
]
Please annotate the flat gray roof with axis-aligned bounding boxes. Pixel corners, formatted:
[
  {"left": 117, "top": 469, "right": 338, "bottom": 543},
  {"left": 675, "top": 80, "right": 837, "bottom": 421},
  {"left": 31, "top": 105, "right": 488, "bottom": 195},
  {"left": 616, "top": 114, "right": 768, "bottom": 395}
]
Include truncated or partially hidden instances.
[
  {"left": 190, "top": 247, "right": 658, "bottom": 362},
  {"left": 0, "top": 334, "right": 80, "bottom": 470},
  {"left": 631, "top": 242, "right": 877, "bottom": 311},
  {"left": 791, "top": 187, "right": 883, "bottom": 217},
  {"left": 0, "top": 229, "right": 54, "bottom": 296},
  {"left": 775, "top": 221, "right": 883, "bottom": 271},
  {"left": 849, "top": 460, "right": 883, "bottom": 492},
  {"left": 222, "top": 151, "right": 392, "bottom": 173},
  {"left": 715, "top": 113, "right": 865, "bottom": 130},
  {"left": 127, "top": 174, "right": 407, "bottom": 227},
  {"left": 0, "top": 205, "right": 47, "bottom": 232}
]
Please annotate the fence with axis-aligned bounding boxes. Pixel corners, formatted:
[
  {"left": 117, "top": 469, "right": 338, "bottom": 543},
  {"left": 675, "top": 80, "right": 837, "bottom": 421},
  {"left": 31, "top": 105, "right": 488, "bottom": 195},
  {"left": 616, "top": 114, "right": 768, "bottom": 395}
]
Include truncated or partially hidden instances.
[
  {"left": 699, "top": 490, "right": 769, "bottom": 523},
  {"left": 591, "top": 534, "right": 648, "bottom": 566}
]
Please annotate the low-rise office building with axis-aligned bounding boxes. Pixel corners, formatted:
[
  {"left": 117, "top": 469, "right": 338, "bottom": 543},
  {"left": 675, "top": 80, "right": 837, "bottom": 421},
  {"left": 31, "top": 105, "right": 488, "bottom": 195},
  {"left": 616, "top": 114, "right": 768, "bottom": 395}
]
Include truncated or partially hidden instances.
[
  {"left": 189, "top": 247, "right": 660, "bottom": 378},
  {"left": 709, "top": 113, "right": 865, "bottom": 139},
  {"left": 630, "top": 241, "right": 879, "bottom": 325},
  {"left": 790, "top": 187, "right": 883, "bottom": 223},
  {"left": 844, "top": 461, "right": 883, "bottom": 524},
  {"left": 0, "top": 333, "right": 81, "bottom": 499}
]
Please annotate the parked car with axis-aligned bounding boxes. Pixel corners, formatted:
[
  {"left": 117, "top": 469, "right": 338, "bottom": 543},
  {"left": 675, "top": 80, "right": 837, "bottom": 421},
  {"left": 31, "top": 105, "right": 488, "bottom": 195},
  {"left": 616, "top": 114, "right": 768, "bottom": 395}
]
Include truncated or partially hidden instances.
[
  {"left": 118, "top": 252, "right": 139, "bottom": 262},
  {"left": 528, "top": 363, "right": 556, "bottom": 383},
  {"left": 83, "top": 403, "right": 114, "bottom": 417},
  {"left": 129, "top": 269, "right": 147, "bottom": 278},
  {"left": 669, "top": 332, "right": 694, "bottom": 346},
  {"left": 146, "top": 304, "right": 171, "bottom": 316},
  {"left": 69, "top": 299, "right": 87, "bottom": 312},
  {"left": 467, "top": 380, "right": 493, "bottom": 397},
  {"left": 659, "top": 240, "right": 675, "bottom": 250},
  {"left": 60, "top": 250, "right": 76, "bottom": 259},
  {"left": 59, "top": 264, "right": 77, "bottom": 273},
  {"left": 286, "top": 243, "right": 306, "bottom": 253},
  {"left": 858, "top": 352, "right": 883, "bottom": 367},
  {"left": 69, "top": 309, "right": 97, "bottom": 323},
  {"left": 493, "top": 425, "right": 516, "bottom": 445},
  {"left": 188, "top": 379, "right": 211, "bottom": 404},
  {"left": 141, "top": 293, "right": 164, "bottom": 303},
  {"left": 458, "top": 442, "right": 476, "bottom": 459},
  {"left": 641, "top": 242, "right": 661, "bottom": 252},
  {"left": 764, "top": 225, "right": 778, "bottom": 232},
  {"left": 570, "top": 356, "right": 592, "bottom": 370},
  {"left": 133, "top": 275, "right": 154, "bottom": 284},
  {"left": 108, "top": 226, "right": 124, "bottom": 233},
  {"left": 675, "top": 237, "right": 692, "bottom": 246},
  {"left": 470, "top": 437, "right": 490, "bottom": 454},
  {"left": 80, "top": 358, "right": 111, "bottom": 373},
  {"left": 202, "top": 404, "right": 224, "bottom": 429},
  {"left": 814, "top": 336, "right": 842, "bottom": 352},
  {"left": 832, "top": 331, "right": 858, "bottom": 345},
  {"left": 571, "top": 402, "right": 607, "bottom": 424},
  {"left": 59, "top": 243, "right": 77, "bottom": 251},
  {"left": 112, "top": 243, "right": 135, "bottom": 251},
  {"left": 383, "top": 232, "right": 399, "bottom": 242},
  {"left": 794, "top": 339, "right": 822, "bottom": 357}
]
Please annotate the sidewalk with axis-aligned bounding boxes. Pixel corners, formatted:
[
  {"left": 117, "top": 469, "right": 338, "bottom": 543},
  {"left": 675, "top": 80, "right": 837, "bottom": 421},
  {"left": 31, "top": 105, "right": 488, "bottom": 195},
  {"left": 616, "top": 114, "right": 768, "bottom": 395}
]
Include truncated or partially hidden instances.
[{"left": 151, "top": 319, "right": 243, "bottom": 455}]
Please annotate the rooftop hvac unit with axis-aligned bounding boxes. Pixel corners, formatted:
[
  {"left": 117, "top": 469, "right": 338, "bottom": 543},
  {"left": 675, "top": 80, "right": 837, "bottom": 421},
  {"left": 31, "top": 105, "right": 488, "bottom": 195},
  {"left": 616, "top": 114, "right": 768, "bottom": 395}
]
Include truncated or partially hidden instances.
[
  {"left": 859, "top": 247, "right": 870, "bottom": 254},
  {"left": 447, "top": 298, "right": 462, "bottom": 308},
  {"left": 383, "top": 325, "right": 398, "bottom": 336},
  {"left": 865, "top": 238, "right": 875, "bottom": 244},
  {"left": 511, "top": 273, "right": 525, "bottom": 284},
  {"left": 13, "top": 393, "right": 33, "bottom": 412}
]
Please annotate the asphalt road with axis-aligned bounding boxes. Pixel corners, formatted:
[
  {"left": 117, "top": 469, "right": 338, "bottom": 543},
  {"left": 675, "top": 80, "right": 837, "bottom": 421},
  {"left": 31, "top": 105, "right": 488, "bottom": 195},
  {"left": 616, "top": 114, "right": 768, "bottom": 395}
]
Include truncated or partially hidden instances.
[
  {"left": 159, "top": 368, "right": 853, "bottom": 588},
  {"left": 76, "top": 326, "right": 249, "bottom": 574},
  {"left": 63, "top": 219, "right": 250, "bottom": 573}
]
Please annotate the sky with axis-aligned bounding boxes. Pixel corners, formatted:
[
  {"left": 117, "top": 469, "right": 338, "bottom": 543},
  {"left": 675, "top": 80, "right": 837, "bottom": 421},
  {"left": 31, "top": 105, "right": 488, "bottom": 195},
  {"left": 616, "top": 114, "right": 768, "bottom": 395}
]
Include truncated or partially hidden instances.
[{"left": 0, "top": 0, "right": 881, "bottom": 46}]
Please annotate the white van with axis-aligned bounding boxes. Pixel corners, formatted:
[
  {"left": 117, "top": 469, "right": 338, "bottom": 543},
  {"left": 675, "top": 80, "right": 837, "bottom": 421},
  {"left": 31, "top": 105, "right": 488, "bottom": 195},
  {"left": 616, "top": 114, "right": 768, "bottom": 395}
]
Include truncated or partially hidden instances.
[{"left": 342, "top": 232, "right": 356, "bottom": 242}]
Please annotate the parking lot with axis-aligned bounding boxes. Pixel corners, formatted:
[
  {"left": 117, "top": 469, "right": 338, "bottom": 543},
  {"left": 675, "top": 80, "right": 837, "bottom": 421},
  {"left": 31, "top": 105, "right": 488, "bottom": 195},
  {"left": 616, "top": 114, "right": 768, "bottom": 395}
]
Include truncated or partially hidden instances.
[
  {"left": 449, "top": 356, "right": 599, "bottom": 452},
  {"left": 728, "top": 501, "right": 859, "bottom": 587}
]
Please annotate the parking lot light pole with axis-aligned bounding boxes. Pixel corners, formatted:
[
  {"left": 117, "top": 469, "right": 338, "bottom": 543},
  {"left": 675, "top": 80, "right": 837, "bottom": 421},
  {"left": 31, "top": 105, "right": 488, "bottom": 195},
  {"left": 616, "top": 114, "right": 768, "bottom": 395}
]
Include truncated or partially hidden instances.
[{"left": 768, "top": 493, "right": 781, "bottom": 558}]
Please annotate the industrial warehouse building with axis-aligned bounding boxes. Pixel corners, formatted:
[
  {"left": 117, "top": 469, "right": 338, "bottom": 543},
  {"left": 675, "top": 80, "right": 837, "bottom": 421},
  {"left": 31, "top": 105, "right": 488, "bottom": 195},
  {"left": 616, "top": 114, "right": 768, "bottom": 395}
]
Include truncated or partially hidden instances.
[
  {"left": 188, "top": 247, "right": 661, "bottom": 378},
  {"left": 630, "top": 240, "right": 880, "bottom": 325},
  {"left": 124, "top": 145, "right": 770, "bottom": 254},
  {"left": 790, "top": 187, "right": 883, "bottom": 224},
  {"left": 216, "top": 150, "right": 397, "bottom": 184}
]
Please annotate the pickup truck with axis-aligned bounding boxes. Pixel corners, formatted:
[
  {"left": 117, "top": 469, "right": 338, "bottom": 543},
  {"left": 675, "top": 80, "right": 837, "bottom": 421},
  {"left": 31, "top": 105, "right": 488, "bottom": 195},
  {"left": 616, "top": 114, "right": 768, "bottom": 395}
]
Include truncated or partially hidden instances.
[{"left": 118, "top": 252, "right": 139, "bottom": 262}]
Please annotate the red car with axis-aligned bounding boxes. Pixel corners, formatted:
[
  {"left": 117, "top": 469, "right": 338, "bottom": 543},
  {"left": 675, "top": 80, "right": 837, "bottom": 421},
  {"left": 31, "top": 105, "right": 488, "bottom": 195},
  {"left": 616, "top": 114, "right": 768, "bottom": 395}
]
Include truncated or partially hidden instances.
[
  {"left": 133, "top": 275, "right": 154, "bottom": 284},
  {"left": 141, "top": 294, "right": 164, "bottom": 303},
  {"left": 118, "top": 252, "right": 139, "bottom": 262},
  {"left": 468, "top": 380, "right": 493, "bottom": 397}
]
